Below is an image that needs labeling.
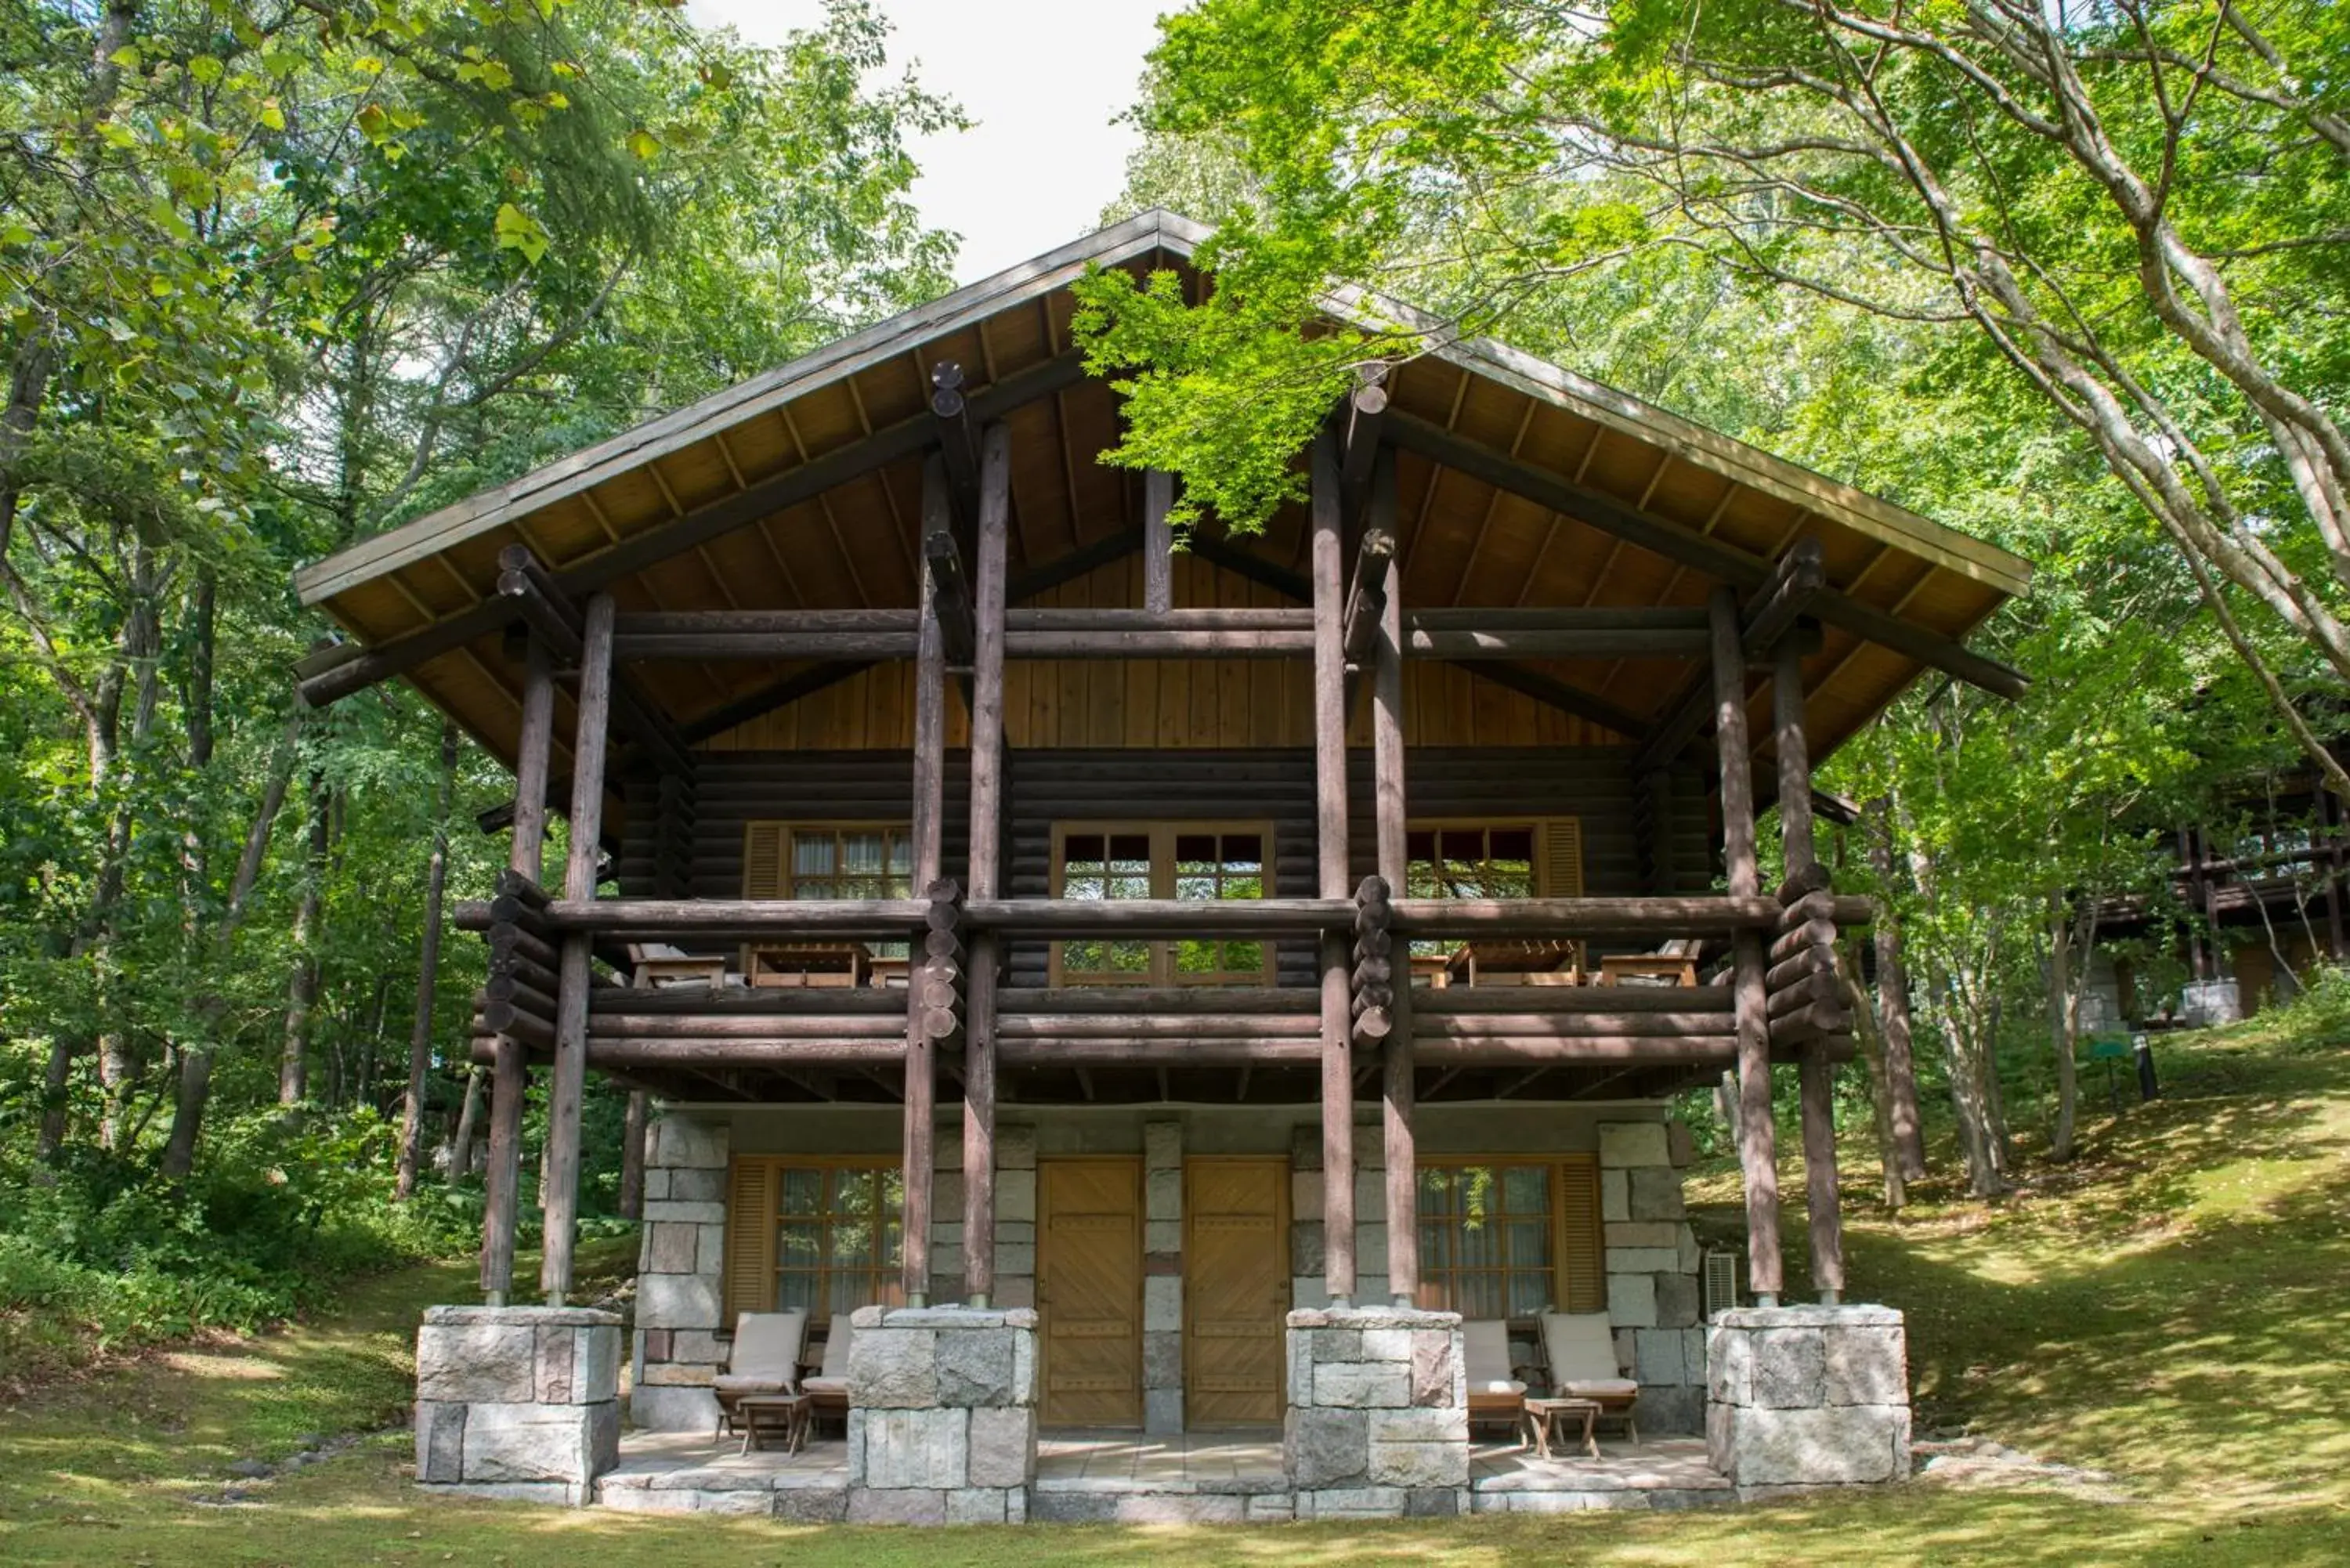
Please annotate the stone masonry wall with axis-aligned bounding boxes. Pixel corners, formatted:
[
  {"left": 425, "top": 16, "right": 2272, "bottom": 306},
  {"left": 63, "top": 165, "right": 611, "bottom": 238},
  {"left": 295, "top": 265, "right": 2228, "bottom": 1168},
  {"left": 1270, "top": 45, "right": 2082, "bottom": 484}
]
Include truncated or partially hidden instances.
[
  {"left": 631, "top": 1114, "right": 730, "bottom": 1432},
  {"left": 1283, "top": 1306, "right": 1469, "bottom": 1519},
  {"left": 1599, "top": 1118, "right": 1706, "bottom": 1434},
  {"left": 930, "top": 1122, "right": 1039, "bottom": 1307},
  {"left": 1143, "top": 1118, "right": 1184, "bottom": 1433},
  {"left": 416, "top": 1306, "right": 622, "bottom": 1506},
  {"left": 844, "top": 1305, "right": 1039, "bottom": 1524},
  {"left": 1707, "top": 1304, "right": 1911, "bottom": 1494},
  {"left": 1289, "top": 1124, "right": 1390, "bottom": 1306}
]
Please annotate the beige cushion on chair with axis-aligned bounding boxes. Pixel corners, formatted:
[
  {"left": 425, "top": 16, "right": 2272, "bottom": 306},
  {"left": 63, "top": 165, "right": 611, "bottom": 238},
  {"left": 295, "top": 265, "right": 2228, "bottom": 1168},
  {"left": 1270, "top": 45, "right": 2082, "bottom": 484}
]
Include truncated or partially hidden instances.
[
  {"left": 1540, "top": 1310, "right": 1640, "bottom": 1400},
  {"left": 714, "top": 1309, "right": 807, "bottom": 1400},
  {"left": 801, "top": 1317, "right": 855, "bottom": 1398},
  {"left": 1462, "top": 1319, "right": 1527, "bottom": 1397}
]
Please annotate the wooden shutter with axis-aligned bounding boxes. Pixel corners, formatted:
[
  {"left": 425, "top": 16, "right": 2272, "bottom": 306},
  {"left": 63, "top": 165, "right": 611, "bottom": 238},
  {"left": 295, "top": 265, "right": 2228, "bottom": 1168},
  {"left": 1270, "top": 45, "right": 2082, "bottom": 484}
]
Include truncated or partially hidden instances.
[
  {"left": 722, "top": 1158, "right": 779, "bottom": 1328},
  {"left": 1536, "top": 818, "right": 1585, "bottom": 897},
  {"left": 1556, "top": 1154, "right": 1605, "bottom": 1313},
  {"left": 742, "top": 822, "right": 786, "bottom": 899}
]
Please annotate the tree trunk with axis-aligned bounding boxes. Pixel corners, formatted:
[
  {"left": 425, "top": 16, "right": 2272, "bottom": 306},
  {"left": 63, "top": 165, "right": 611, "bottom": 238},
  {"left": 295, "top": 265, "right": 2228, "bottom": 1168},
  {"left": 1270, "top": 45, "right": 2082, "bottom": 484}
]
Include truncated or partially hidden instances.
[
  {"left": 2048, "top": 895, "right": 2081, "bottom": 1163},
  {"left": 448, "top": 1067, "right": 484, "bottom": 1183},
  {"left": 159, "top": 1046, "right": 212, "bottom": 1180},
  {"left": 397, "top": 722, "right": 458, "bottom": 1199},
  {"left": 619, "top": 1089, "right": 648, "bottom": 1220},
  {"left": 281, "top": 771, "right": 330, "bottom": 1107},
  {"left": 1838, "top": 937, "right": 1905, "bottom": 1210},
  {"left": 1863, "top": 799, "right": 1928, "bottom": 1180},
  {"left": 161, "top": 712, "right": 302, "bottom": 1178}
]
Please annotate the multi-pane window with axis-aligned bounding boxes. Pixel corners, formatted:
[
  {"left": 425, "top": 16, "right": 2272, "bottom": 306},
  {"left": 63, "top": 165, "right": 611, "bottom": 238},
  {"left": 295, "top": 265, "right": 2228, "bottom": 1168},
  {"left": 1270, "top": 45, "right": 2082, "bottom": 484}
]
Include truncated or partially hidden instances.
[
  {"left": 1416, "top": 1163, "right": 1560, "bottom": 1319},
  {"left": 1405, "top": 821, "right": 1581, "bottom": 978},
  {"left": 1054, "top": 823, "right": 1271, "bottom": 986},
  {"left": 743, "top": 822, "right": 913, "bottom": 964},
  {"left": 1407, "top": 824, "right": 1538, "bottom": 901},
  {"left": 772, "top": 1162, "right": 904, "bottom": 1324},
  {"left": 787, "top": 826, "right": 913, "bottom": 901}
]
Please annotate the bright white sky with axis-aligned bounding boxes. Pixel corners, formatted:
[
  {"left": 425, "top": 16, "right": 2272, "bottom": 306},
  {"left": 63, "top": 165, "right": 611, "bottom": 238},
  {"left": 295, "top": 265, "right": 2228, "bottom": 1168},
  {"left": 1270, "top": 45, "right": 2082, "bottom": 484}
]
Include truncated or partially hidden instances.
[{"left": 688, "top": 1, "right": 1173, "bottom": 284}]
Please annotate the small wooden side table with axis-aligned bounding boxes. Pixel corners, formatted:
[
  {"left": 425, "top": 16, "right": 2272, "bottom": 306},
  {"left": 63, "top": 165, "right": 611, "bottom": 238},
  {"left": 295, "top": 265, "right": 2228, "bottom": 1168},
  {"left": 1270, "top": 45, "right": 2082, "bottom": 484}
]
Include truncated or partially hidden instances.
[
  {"left": 734, "top": 1392, "right": 812, "bottom": 1456},
  {"left": 1522, "top": 1396, "right": 1601, "bottom": 1461}
]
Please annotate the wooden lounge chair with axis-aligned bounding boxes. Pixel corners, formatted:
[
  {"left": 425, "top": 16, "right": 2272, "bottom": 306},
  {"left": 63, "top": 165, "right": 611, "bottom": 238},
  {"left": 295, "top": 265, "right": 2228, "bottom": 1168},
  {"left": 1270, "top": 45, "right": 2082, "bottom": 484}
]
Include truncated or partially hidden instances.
[
  {"left": 1462, "top": 1319, "right": 1528, "bottom": 1438},
  {"left": 801, "top": 1317, "right": 855, "bottom": 1430},
  {"left": 1538, "top": 1310, "right": 1641, "bottom": 1444},
  {"left": 712, "top": 1309, "right": 808, "bottom": 1438}
]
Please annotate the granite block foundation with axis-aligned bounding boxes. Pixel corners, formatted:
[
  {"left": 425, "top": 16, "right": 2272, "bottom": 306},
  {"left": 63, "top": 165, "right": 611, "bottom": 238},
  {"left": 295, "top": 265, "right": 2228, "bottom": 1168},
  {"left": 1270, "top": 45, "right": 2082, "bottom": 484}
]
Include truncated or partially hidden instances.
[
  {"left": 1284, "top": 1306, "right": 1467, "bottom": 1519},
  {"left": 844, "top": 1304, "right": 1039, "bottom": 1524},
  {"left": 415, "top": 1306, "right": 622, "bottom": 1505},
  {"left": 1706, "top": 1305, "right": 1911, "bottom": 1494}
]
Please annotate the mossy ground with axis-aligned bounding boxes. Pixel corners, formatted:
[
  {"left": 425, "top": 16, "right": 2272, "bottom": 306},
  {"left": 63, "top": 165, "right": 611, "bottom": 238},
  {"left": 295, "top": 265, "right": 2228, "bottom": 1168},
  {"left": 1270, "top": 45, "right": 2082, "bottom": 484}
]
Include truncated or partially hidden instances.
[{"left": 5, "top": 1025, "right": 2347, "bottom": 1566}]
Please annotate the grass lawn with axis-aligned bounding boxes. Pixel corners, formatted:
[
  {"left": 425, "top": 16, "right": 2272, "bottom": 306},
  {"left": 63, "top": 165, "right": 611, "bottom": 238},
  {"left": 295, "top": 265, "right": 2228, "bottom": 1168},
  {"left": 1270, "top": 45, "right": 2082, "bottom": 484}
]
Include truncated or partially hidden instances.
[{"left": 4, "top": 1024, "right": 2348, "bottom": 1566}]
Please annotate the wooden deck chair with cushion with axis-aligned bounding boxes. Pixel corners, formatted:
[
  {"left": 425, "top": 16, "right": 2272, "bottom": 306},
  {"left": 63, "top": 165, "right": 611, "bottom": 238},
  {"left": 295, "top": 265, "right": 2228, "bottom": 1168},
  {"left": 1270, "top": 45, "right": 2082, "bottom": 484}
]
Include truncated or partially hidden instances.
[
  {"left": 711, "top": 1310, "right": 808, "bottom": 1437},
  {"left": 1538, "top": 1310, "right": 1641, "bottom": 1443},
  {"left": 801, "top": 1317, "right": 855, "bottom": 1429},
  {"left": 1462, "top": 1319, "right": 1528, "bottom": 1437}
]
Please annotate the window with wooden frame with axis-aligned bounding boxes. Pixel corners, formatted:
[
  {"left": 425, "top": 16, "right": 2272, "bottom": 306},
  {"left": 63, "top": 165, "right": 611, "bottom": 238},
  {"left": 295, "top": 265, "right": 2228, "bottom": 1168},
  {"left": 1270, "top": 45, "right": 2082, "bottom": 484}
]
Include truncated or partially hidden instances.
[
  {"left": 742, "top": 821, "right": 914, "bottom": 965},
  {"left": 1049, "top": 822, "right": 1274, "bottom": 987},
  {"left": 724, "top": 1156, "right": 905, "bottom": 1327},
  {"left": 1414, "top": 1155, "right": 1604, "bottom": 1317},
  {"left": 1406, "top": 818, "right": 1583, "bottom": 977}
]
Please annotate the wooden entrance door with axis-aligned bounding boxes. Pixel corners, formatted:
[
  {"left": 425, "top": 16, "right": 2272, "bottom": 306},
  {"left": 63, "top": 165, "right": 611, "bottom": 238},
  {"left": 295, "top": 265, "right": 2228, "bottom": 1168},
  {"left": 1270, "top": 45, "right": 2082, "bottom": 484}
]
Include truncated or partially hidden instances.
[
  {"left": 1037, "top": 1158, "right": 1142, "bottom": 1426},
  {"left": 1184, "top": 1158, "right": 1290, "bottom": 1428}
]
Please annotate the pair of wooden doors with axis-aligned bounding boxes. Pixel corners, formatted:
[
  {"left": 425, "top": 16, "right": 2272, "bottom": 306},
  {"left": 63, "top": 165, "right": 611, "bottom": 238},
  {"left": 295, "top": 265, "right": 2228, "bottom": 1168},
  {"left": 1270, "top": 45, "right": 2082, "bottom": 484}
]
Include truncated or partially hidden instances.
[{"left": 1036, "top": 1157, "right": 1289, "bottom": 1428}]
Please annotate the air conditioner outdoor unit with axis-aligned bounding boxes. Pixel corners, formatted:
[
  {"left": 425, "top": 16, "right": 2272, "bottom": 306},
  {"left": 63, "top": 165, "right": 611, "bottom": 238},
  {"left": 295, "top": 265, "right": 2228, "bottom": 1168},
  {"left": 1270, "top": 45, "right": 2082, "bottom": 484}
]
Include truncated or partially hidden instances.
[{"left": 1702, "top": 1248, "right": 1740, "bottom": 1320}]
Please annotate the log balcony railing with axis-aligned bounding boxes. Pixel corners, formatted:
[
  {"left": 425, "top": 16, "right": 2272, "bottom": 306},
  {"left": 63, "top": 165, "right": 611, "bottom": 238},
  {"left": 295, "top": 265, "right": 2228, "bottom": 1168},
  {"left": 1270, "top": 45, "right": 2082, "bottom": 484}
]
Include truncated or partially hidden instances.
[{"left": 457, "top": 871, "right": 1867, "bottom": 1077}]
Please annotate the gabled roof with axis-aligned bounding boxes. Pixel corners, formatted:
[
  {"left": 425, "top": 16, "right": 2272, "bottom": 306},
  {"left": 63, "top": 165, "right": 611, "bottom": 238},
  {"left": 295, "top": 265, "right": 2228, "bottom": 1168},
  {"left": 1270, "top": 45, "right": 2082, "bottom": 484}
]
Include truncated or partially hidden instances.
[{"left": 296, "top": 209, "right": 2030, "bottom": 779}]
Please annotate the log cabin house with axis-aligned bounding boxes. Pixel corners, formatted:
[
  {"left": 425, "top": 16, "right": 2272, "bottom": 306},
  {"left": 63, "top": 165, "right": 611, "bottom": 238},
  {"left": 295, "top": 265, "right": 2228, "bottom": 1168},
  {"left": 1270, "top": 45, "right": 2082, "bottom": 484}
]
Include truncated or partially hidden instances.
[{"left": 298, "top": 211, "right": 2030, "bottom": 1509}]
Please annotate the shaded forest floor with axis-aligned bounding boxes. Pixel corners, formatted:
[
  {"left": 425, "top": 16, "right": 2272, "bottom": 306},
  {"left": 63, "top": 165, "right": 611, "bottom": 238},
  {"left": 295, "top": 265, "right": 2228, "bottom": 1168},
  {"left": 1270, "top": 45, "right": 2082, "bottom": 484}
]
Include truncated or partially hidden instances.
[{"left": 2, "top": 1024, "right": 2346, "bottom": 1565}]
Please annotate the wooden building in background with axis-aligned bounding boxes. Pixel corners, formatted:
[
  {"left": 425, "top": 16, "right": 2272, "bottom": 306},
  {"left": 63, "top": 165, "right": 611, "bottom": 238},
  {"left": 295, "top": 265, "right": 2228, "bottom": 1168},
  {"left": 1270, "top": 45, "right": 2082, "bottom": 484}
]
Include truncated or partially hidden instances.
[{"left": 296, "top": 212, "right": 2030, "bottom": 1439}]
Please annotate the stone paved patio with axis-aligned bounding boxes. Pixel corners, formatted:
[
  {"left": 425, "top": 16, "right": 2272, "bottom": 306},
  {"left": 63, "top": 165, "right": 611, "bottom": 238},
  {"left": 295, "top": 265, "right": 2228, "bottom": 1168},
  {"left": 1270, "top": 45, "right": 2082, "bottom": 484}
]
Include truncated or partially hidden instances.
[
  {"left": 1469, "top": 1436, "right": 1734, "bottom": 1512},
  {"left": 595, "top": 1430, "right": 851, "bottom": 1519},
  {"left": 588, "top": 1428, "right": 1734, "bottom": 1522}
]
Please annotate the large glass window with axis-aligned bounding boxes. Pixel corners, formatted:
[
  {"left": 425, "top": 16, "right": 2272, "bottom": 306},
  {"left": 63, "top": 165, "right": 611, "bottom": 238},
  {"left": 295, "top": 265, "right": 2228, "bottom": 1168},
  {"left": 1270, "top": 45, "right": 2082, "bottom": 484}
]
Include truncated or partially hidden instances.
[
  {"left": 1053, "top": 823, "right": 1271, "bottom": 986},
  {"left": 1417, "top": 1162, "right": 1560, "bottom": 1318},
  {"left": 772, "top": 1162, "right": 904, "bottom": 1323}
]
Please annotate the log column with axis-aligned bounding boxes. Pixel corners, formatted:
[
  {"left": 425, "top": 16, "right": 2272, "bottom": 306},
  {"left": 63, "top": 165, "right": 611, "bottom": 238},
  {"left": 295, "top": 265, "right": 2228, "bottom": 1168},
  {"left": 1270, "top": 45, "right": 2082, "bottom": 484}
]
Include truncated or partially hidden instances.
[
  {"left": 1368, "top": 449, "right": 1417, "bottom": 1308},
  {"left": 1712, "top": 587, "right": 1782, "bottom": 1306},
  {"left": 1777, "top": 638, "right": 1843, "bottom": 1303},
  {"left": 481, "top": 632, "right": 553, "bottom": 1305},
  {"left": 963, "top": 426, "right": 1011, "bottom": 1306},
  {"left": 1143, "top": 468, "right": 1174, "bottom": 616},
  {"left": 1311, "top": 431, "right": 1356, "bottom": 1306},
  {"left": 902, "top": 458, "right": 951, "bottom": 1307},
  {"left": 542, "top": 591, "right": 616, "bottom": 1306}
]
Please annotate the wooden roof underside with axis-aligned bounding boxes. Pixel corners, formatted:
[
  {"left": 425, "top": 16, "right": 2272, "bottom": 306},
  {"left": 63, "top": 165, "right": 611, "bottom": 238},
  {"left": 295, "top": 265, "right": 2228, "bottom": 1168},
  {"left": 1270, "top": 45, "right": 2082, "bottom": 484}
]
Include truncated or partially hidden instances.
[{"left": 296, "top": 211, "right": 2029, "bottom": 796}]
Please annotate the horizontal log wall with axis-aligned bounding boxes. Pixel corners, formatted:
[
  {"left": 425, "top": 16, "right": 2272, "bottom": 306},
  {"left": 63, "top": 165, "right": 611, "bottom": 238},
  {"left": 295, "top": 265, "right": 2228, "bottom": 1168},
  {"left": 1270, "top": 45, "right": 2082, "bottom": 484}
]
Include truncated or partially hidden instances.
[{"left": 628, "top": 746, "right": 1715, "bottom": 983}]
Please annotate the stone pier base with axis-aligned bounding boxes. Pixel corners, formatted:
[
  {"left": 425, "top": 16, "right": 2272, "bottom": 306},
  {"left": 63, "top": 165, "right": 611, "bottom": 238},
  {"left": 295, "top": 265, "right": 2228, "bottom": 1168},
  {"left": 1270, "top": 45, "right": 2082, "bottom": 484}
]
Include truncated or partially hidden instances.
[
  {"left": 414, "top": 1306, "right": 623, "bottom": 1505},
  {"left": 1706, "top": 1305, "right": 1910, "bottom": 1496},
  {"left": 844, "top": 1304, "right": 1039, "bottom": 1524},
  {"left": 1283, "top": 1306, "right": 1468, "bottom": 1519}
]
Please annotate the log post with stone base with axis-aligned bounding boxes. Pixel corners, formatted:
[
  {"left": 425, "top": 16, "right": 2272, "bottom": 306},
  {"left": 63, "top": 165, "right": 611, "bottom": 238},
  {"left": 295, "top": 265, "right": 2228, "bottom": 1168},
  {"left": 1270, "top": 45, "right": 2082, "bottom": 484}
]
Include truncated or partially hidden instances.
[
  {"left": 844, "top": 1304, "right": 1039, "bottom": 1525},
  {"left": 414, "top": 1305, "right": 622, "bottom": 1506},
  {"left": 1283, "top": 1306, "right": 1469, "bottom": 1519},
  {"left": 1705, "top": 1304, "right": 1911, "bottom": 1497}
]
